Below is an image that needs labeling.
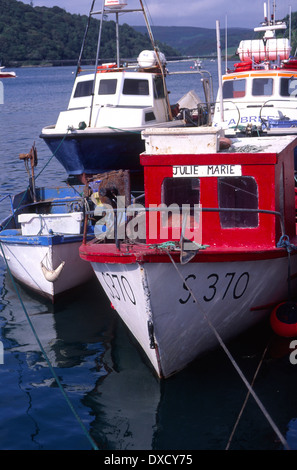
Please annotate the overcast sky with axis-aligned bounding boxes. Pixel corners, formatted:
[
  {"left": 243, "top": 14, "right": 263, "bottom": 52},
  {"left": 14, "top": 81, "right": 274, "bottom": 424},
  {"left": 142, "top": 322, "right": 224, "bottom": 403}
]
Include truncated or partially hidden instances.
[{"left": 20, "top": 0, "right": 294, "bottom": 29}]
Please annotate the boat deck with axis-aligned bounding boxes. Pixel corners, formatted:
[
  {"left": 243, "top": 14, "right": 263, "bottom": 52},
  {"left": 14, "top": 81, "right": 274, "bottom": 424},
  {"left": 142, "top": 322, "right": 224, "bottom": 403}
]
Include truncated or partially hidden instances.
[{"left": 79, "top": 239, "right": 296, "bottom": 264}]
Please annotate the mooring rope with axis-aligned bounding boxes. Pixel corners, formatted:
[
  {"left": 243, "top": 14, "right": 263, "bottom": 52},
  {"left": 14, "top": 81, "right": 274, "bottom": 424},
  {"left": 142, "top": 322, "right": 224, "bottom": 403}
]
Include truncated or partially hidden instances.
[
  {"left": 225, "top": 339, "right": 271, "bottom": 450},
  {"left": 0, "top": 128, "right": 80, "bottom": 233},
  {"left": 166, "top": 250, "right": 290, "bottom": 450},
  {"left": 0, "top": 232, "right": 99, "bottom": 451},
  {"left": 35, "top": 128, "right": 71, "bottom": 180},
  {"left": 0, "top": 130, "right": 100, "bottom": 448}
]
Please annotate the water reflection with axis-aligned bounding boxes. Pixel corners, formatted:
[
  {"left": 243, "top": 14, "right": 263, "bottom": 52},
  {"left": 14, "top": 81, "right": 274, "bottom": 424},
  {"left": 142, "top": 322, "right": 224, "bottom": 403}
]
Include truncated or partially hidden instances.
[
  {"left": 1, "top": 64, "right": 297, "bottom": 450},
  {"left": 1, "top": 268, "right": 161, "bottom": 449},
  {"left": 2, "top": 260, "right": 297, "bottom": 450}
]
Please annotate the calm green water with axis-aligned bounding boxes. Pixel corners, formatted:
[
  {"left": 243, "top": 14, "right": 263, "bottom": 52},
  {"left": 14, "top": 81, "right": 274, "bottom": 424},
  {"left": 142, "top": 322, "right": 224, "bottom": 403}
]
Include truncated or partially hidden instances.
[{"left": 0, "top": 63, "right": 296, "bottom": 451}]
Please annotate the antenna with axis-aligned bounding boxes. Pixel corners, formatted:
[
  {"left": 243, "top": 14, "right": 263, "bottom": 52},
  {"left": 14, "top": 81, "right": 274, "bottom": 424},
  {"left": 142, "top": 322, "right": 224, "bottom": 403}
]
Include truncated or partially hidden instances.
[
  {"left": 289, "top": 4, "right": 292, "bottom": 47},
  {"left": 225, "top": 14, "right": 228, "bottom": 73},
  {"left": 264, "top": 2, "right": 267, "bottom": 23}
]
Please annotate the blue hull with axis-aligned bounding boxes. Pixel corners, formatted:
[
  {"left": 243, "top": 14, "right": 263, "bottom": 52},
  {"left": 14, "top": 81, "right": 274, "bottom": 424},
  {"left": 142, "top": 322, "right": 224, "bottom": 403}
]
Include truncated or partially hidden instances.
[
  {"left": 0, "top": 229, "right": 92, "bottom": 246},
  {"left": 40, "top": 131, "right": 145, "bottom": 176}
]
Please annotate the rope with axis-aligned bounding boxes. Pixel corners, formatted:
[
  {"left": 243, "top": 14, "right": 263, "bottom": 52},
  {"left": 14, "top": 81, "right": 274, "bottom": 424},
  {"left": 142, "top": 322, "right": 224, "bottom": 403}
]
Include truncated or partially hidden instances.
[
  {"left": 277, "top": 235, "right": 297, "bottom": 300},
  {"left": 35, "top": 129, "right": 71, "bottom": 180},
  {"left": 107, "top": 126, "right": 141, "bottom": 134},
  {"left": 0, "top": 129, "right": 77, "bottom": 233},
  {"left": 166, "top": 250, "right": 290, "bottom": 450},
  {"left": 0, "top": 132, "right": 99, "bottom": 447},
  {"left": 0, "top": 238, "right": 99, "bottom": 451}
]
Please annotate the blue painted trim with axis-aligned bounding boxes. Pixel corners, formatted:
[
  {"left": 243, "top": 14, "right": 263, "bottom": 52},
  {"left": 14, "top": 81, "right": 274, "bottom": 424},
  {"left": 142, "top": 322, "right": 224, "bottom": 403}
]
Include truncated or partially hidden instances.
[{"left": 0, "top": 229, "right": 93, "bottom": 246}]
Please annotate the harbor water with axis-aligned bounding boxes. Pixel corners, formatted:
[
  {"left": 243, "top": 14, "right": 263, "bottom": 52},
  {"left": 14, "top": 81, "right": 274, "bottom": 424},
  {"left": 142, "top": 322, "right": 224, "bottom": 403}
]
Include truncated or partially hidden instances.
[{"left": 0, "top": 62, "right": 297, "bottom": 452}]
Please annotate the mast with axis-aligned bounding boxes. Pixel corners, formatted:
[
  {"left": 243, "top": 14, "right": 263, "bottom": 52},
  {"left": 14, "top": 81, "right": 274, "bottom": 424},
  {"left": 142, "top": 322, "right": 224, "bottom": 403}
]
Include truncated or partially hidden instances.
[
  {"left": 76, "top": 0, "right": 97, "bottom": 78},
  {"left": 89, "top": 0, "right": 106, "bottom": 127},
  {"left": 216, "top": 20, "right": 224, "bottom": 124},
  {"left": 225, "top": 14, "right": 228, "bottom": 74},
  {"left": 138, "top": 0, "right": 173, "bottom": 120},
  {"left": 289, "top": 4, "right": 292, "bottom": 48},
  {"left": 79, "top": 0, "right": 173, "bottom": 126}
]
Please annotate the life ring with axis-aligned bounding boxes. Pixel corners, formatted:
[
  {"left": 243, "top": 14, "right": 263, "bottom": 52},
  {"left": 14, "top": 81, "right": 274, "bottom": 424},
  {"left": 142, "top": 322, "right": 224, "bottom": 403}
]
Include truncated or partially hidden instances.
[
  {"left": 270, "top": 301, "right": 297, "bottom": 337},
  {"left": 282, "top": 59, "right": 297, "bottom": 70},
  {"left": 233, "top": 60, "right": 253, "bottom": 72}
]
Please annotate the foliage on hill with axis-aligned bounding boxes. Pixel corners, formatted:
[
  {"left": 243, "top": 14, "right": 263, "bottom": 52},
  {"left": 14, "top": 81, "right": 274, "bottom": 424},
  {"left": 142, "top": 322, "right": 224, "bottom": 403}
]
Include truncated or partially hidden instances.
[
  {"left": 0, "top": 0, "right": 178, "bottom": 66},
  {"left": 283, "top": 11, "right": 297, "bottom": 55},
  {"left": 1, "top": 0, "right": 295, "bottom": 66},
  {"left": 134, "top": 11, "right": 297, "bottom": 58}
]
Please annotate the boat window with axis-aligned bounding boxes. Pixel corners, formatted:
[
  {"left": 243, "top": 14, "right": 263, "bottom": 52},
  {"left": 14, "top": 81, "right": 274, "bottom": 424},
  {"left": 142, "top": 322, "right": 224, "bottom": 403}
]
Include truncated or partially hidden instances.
[
  {"left": 98, "top": 79, "right": 117, "bottom": 95},
  {"left": 218, "top": 177, "right": 258, "bottom": 228},
  {"left": 252, "top": 78, "right": 273, "bottom": 96},
  {"left": 161, "top": 178, "right": 200, "bottom": 232},
  {"left": 74, "top": 80, "right": 93, "bottom": 97},
  {"left": 223, "top": 79, "right": 246, "bottom": 99},
  {"left": 280, "top": 77, "right": 297, "bottom": 98},
  {"left": 162, "top": 178, "right": 200, "bottom": 207},
  {"left": 123, "top": 79, "right": 149, "bottom": 95},
  {"left": 153, "top": 76, "right": 165, "bottom": 99}
]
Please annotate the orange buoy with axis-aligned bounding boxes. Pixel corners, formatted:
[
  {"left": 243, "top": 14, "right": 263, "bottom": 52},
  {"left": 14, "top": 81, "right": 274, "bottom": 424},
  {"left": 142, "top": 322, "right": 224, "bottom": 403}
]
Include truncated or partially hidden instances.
[{"left": 270, "top": 301, "right": 297, "bottom": 338}]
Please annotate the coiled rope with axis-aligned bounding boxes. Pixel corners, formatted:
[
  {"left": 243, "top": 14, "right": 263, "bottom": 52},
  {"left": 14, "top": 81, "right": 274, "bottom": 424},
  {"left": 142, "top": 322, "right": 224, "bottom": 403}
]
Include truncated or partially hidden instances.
[{"left": 166, "top": 250, "right": 290, "bottom": 450}]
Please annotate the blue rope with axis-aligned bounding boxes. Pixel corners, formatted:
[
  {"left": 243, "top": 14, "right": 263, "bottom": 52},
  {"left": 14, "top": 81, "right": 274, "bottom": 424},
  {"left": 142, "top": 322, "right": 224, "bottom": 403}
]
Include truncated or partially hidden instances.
[{"left": 277, "top": 234, "right": 297, "bottom": 253}]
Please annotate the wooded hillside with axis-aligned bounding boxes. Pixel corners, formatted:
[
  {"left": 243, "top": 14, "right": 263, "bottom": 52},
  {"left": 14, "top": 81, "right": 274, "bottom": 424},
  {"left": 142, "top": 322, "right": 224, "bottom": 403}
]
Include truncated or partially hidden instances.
[
  {"left": 0, "top": 0, "right": 178, "bottom": 66},
  {"left": 1, "top": 0, "right": 296, "bottom": 66}
]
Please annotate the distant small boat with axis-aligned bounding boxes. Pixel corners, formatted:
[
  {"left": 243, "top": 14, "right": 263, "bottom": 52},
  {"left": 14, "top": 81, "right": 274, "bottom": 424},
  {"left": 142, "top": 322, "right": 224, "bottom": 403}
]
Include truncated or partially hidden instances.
[
  {"left": 191, "top": 58, "right": 202, "bottom": 70},
  {"left": 0, "top": 66, "right": 16, "bottom": 78}
]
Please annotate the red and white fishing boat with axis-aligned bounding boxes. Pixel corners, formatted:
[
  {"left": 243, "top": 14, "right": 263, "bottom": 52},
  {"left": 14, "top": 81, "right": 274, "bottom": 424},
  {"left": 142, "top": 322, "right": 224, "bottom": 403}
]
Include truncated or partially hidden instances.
[
  {"left": 0, "top": 66, "right": 16, "bottom": 78},
  {"left": 213, "top": 1, "right": 297, "bottom": 136},
  {"left": 79, "top": 127, "right": 297, "bottom": 378}
]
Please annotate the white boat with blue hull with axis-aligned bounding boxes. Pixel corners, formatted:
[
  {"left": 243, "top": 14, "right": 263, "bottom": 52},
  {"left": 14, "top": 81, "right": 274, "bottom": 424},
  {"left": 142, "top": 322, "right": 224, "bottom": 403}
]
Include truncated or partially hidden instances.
[
  {"left": 40, "top": 0, "right": 211, "bottom": 183},
  {"left": 0, "top": 184, "right": 95, "bottom": 302}
]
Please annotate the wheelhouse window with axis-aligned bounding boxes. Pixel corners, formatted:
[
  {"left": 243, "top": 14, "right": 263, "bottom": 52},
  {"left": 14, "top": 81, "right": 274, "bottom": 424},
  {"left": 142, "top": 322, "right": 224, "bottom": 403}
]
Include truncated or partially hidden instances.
[
  {"left": 252, "top": 78, "right": 273, "bottom": 96},
  {"left": 218, "top": 177, "right": 258, "bottom": 228},
  {"left": 223, "top": 79, "right": 246, "bottom": 99},
  {"left": 161, "top": 178, "right": 201, "bottom": 239},
  {"left": 74, "top": 80, "right": 93, "bottom": 97},
  {"left": 162, "top": 177, "right": 200, "bottom": 207},
  {"left": 280, "top": 77, "right": 297, "bottom": 98},
  {"left": 153, "top": 76, "right": 165, "bottom": 99},
  {"left": 145, "top": 112, "right": 156, "bottom": 122},
  {"left": 98, "top": 79, "right": 117, "bottom": 95},
  {"left": 123, "top": 79, "right": 149, "bottom": 95}
]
